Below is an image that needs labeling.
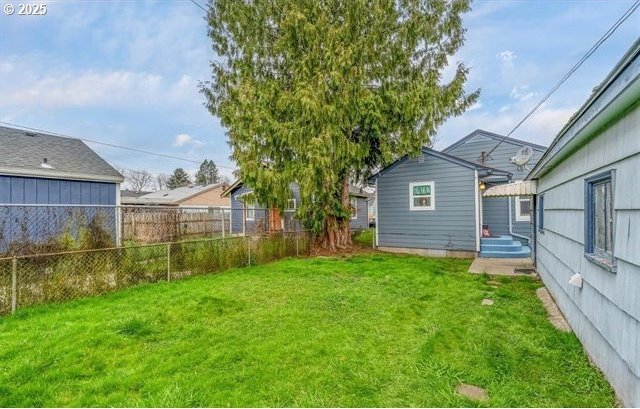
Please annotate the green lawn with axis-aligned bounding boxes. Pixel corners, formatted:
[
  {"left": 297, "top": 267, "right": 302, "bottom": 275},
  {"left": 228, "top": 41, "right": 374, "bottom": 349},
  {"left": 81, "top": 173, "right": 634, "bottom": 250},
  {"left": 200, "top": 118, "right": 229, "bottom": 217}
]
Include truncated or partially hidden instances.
[{"left": 0, "top": 254, "right": 614, "bottom": 407}]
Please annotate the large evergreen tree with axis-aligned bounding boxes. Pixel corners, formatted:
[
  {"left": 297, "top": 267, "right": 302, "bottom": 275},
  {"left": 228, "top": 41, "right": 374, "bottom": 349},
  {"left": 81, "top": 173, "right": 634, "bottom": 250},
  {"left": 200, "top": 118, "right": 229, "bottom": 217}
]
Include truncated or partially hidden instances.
[
  {"left": 195, "top": 159, "right": 220, "bottom": 185},
  {"left": 166, "top": 168, "right": 191, "bottom": 189},
  {"left": 203, "top": 0, "right": 478, "bottom": 250}
]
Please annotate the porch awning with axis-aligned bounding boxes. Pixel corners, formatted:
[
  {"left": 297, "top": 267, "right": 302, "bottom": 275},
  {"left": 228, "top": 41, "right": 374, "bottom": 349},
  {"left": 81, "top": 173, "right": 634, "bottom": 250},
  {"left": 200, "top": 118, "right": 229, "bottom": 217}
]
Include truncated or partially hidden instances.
[{"left": 483, "top": 180, "right": 537, "bottom": 197}]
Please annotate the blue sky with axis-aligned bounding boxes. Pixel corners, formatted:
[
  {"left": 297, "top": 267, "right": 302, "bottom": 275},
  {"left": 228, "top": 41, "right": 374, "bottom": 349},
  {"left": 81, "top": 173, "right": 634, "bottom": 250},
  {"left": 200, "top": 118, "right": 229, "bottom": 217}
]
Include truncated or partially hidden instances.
[{"left": 1, "top": 0, "right": 639, "bottom": 186}]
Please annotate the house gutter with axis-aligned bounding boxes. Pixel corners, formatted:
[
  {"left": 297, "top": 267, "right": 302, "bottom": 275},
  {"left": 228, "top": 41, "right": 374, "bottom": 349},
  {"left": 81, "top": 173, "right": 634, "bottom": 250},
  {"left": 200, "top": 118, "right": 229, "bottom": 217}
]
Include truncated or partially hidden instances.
[{"left": 474, "top": 170, "right": 480, "bottom": 252}]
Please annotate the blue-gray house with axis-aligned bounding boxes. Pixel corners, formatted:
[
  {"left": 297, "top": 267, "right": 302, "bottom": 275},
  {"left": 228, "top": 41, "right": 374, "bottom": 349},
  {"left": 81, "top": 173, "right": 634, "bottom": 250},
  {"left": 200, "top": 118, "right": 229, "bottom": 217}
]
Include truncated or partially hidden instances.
[
  {"left": 0, "top": 126, "right": 124, "bottom": 252},
  {"left": 370, "top": 134, "right": 545, "bottom": 258},
  {"left": 484, "top": 38, "right": 640, "bottom": 407},
  {"left": 222, "top": 180, "right": 369, "bottom": 235}
]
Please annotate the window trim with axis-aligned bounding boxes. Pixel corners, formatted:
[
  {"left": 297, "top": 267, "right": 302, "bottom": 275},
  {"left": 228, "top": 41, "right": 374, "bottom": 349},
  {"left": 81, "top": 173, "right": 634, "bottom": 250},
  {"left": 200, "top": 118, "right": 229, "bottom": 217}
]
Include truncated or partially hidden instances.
[
  {"left": 286, "top": 198, "right": 297, "bottom": 212},
  {"left": 350, "top": 197, "right": 358, "bottom": 220},
  {"left": 245, "top": 205, "right": 255, "bottom": 221},
  {"left": 584, "top": 170, "right": 616, "bottom": 272},
  {"left": 537, "top": 194, "right": 544, "bottom": 232},
  {"left": 515, "top": 196, "right": 531, "bottom": 222},
  {"left": 409, "top": 181, "right": 435, "bottom": 211}
]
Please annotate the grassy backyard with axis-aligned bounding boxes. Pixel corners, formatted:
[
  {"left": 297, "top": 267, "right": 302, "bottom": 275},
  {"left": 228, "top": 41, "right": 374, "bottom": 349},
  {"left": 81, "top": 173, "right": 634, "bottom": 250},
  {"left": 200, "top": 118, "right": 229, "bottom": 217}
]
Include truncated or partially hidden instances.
[{"left": 0, "top": 253, "right": 614, "bottom": 407}]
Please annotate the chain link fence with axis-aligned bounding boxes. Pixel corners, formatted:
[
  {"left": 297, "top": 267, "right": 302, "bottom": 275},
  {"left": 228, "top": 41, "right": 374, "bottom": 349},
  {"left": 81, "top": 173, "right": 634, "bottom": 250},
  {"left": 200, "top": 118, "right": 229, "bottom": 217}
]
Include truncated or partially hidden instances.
[{"left": 0, "top": 204, "right": 312, "bottom": 315}]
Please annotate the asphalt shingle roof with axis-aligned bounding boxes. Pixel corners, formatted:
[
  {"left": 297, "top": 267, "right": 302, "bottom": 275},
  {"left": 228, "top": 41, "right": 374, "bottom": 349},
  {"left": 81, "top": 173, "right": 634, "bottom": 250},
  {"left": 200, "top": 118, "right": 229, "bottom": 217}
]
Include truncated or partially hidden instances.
[
  {"left": 126, "top": 182, "right": 227, "bottom": 205},
  {"left": 0, "top": 126, "right": 124, "bottom": 182}
]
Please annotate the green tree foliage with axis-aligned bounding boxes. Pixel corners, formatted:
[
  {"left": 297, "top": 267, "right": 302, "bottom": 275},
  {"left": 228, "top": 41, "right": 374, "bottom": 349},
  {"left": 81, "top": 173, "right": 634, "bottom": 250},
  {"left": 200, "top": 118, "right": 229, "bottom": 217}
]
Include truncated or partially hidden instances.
[
  {"left": 166, "top": 168, "right": 192, "bottom": 189},
  {"left": 203, "top": 0, "right": 479, "bottom": 250},
  {"left": 195, "top": 159, "right": 220, "bottom": 185}
]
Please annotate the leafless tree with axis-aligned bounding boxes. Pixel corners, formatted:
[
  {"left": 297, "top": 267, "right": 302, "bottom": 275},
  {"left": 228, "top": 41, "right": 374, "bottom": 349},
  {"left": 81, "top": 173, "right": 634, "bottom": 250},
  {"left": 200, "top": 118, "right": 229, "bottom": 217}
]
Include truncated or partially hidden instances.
[
  {"left": 155, "top": 173, "right": 169, "bottom": 191},
  {"left": 125, "top": 169, "right": 153, "bottom": 193}
]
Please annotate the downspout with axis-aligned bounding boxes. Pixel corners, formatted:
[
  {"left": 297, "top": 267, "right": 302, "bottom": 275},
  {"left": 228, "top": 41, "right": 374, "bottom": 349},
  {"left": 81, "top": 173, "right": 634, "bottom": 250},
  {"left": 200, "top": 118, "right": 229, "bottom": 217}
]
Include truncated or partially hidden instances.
[
  {"left": 374, "top": 178, "right": 379, "bottom": 248},
  {"left": 474, "top": 170, "right": 480, "bottom": 252}
]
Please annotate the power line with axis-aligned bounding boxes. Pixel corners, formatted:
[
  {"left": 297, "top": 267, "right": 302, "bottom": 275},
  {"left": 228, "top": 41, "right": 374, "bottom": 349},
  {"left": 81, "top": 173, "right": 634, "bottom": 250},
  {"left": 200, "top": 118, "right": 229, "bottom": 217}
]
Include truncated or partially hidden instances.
[
  {"left": 0, "top": 121, "right": 236, "bottom": 170},
  {"left": 189, "top": 0, "right": 208, "bottom": 13},
  {"left": 486, "top": 0, "right": 640, "bottom": 157}
]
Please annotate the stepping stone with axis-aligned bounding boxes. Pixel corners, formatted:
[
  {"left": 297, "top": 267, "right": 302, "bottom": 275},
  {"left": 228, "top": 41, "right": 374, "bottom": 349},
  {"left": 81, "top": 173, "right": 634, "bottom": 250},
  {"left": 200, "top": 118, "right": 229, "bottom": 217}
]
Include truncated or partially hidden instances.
[
  {"left": 536, "top": 287, "right": 571, "bottom": 332},
  {"left": 481, "top": 298, "right": 494, "bottom": 306},
  {"left": 455, "top": 383, "right": 488, "bottom": 401},
  {"left": 487, "top": 280, "right": 501, "bottom": 286}
]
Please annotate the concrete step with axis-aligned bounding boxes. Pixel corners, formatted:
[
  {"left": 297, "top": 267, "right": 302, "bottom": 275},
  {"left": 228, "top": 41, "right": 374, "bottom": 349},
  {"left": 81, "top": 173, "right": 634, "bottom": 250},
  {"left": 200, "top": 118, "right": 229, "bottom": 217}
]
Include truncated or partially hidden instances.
[
  {"left": 481, "top": 235, "right": 514, "bottom": 246},
  {"left": 481, "top": 243, "right": 523, "bottom": 252},
  {"left": 480, "top": 246, "right": 531, "bottom": 258}
]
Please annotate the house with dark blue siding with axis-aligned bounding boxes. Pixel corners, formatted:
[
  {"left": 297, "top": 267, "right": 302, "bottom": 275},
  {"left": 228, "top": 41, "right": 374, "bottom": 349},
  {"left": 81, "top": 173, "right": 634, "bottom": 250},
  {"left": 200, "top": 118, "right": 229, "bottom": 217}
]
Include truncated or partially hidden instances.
[
  {"left": 221, "top": 180, "right": 369, "bottom": 235},
  {"left": 0, "top": 126, "right": 124, "bottom": 252}
]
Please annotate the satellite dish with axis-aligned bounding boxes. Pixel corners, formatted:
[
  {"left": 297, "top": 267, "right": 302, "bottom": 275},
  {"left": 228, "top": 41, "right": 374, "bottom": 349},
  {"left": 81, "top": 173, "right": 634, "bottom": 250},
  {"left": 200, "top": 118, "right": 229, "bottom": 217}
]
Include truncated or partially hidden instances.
[{"left": 510, "top": 146, "right": 533, "bottom": 171}]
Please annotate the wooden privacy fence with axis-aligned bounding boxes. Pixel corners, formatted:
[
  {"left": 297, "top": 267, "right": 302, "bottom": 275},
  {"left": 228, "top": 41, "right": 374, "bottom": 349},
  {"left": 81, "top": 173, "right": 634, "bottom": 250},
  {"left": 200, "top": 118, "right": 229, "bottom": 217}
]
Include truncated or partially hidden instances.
[{"left": 122, "top": 208, "right": 230, "bottom": 243}]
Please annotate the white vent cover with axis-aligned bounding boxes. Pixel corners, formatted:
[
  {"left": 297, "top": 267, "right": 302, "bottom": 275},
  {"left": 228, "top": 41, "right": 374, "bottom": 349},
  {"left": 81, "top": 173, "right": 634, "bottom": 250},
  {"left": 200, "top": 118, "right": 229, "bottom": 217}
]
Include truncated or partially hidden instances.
[
  {"left": 569, "top": 273, "right": 583, "bottom": 288},
  {"left": 418, "top": 154, "right": 425, "bottom": 164}
]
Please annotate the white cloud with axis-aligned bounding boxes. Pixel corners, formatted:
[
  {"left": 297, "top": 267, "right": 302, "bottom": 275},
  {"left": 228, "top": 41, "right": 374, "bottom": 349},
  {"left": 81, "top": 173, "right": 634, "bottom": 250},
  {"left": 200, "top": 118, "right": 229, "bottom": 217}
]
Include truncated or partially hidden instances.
[
  {"left": 436, "top": 101, "right": 577, "bottom": 149},
  {"left": 173, "top": 133, "right": 192, "bottom": 147},
  {"left": 510, "top": 85, "right": 537, "bottom": 101},
  {"left": 497, "top": 50, "right": 517, "bottom": 62}
]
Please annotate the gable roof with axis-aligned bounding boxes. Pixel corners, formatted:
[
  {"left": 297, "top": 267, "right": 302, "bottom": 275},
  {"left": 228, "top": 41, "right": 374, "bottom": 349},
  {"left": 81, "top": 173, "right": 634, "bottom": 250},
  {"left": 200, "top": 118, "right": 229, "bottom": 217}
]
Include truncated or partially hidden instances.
[
  {"left": 368, "top": 147, "right": 512, "bottom": 182},
  {"left": 442, "top": 129, "right": 547, "bottom": 154},
  {"left": 130, "top": 182, "right": 228, "bottom": 205},
  {"left": 0, "top": 126, "right": 124, "bottom": 183},
  {"left": 527, "top": 38, "right": 640, "bottom": 180}
]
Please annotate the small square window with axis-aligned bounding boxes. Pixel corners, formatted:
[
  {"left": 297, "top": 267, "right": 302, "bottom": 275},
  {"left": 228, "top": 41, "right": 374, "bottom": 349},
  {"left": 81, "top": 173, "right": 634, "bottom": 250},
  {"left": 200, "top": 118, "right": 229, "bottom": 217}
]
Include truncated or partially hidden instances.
[
  {"left": 585, "top": 171, "right": 615, "bottom": 271},
  {"left": 409, "top": 182, "right": 435, "bottom": 211},
  {"left": 245, "top": 207, "right": 255, "bottom": 221},
  {"left": 286, "top": 198, "right": 296, "bottom": 211}
]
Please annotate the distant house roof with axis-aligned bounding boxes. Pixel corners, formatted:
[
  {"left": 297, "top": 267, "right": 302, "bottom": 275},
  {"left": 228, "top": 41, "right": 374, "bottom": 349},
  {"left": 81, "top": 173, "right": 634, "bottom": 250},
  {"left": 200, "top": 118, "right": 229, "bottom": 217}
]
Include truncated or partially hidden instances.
[
  {"left": 442, "top": 129, "right": 547, "bottom": 153},
  {"left": 0, "top": 125, "right": 124, "bottom": 183},
  {"left": 527, "top": 38, "right": 640, "bottom": 180},
  {"left": 222, "top": 179, "right": 369, "bottom": 198},
  {"left": 368, "top": 147, "right": 512, "bottom": 182},
  {"left": 126, "top": 182, "right": 228, "bottom": 205},
  {"left": 121, "top": 189, "right": 152, "bottom": 198}
]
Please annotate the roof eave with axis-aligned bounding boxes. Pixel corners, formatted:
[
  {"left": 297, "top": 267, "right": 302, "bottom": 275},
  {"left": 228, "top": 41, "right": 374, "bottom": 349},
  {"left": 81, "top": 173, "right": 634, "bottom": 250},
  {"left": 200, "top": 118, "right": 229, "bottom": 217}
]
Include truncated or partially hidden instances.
[{"left": 0, "top": 167, "right": 124, "bottom": 183}]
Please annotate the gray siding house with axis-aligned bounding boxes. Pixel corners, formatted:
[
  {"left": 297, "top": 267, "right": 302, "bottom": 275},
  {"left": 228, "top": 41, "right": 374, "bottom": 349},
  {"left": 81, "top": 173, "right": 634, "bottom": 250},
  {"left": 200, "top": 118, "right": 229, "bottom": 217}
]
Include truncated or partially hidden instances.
[
  {"left": 443, "top": 130, "right": 546, "bottom": 245},
  {"left": 370, "top": 148, "right": 512, "bottom": 257},
  {"left": 222, "top": 180, "right": 369, "bottom": 235},
  {"left": 514, "top": 39, "right": 639, "bottom": 407}
]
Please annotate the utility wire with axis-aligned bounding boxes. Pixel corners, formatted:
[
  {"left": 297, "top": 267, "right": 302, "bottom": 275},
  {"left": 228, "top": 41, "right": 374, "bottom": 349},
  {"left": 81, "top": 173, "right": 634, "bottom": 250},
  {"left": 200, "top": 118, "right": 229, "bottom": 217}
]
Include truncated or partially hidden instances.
[
  {"left": 189, "top": 0, "right": 208, "bottom": 13},
  {"left": 486, "top": 0, "right": 640, "bottom": 157},
  {"left": 0, "top": 121, "right": 236, "bottom": 170}
]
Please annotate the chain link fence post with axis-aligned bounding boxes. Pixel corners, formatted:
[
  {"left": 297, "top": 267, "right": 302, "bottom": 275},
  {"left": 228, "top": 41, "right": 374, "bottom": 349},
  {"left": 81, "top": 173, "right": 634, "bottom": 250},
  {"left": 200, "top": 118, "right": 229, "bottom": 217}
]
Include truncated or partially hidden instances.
[
  {"left": 166, "top": 243, "right": 171, "bottom": 282},
  {"left": 11, "top": 256, "right": 17, "bottom": 314},
  {"left": 247, "top": 236, "right": 251, "bottom": 266},
  {"left": 221, "top": 209, "right": 226, "bottom": 239},
  {"left": 296, "top": 232, "right": 299, "bottom": 256}
]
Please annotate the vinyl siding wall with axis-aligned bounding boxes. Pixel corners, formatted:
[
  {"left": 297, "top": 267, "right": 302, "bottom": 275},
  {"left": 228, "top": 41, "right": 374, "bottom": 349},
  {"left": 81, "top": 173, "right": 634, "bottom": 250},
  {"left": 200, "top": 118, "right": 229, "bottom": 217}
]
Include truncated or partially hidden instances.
[
  {"left": 0, "top": 175, "right": 117, "bottom": 205},
  {"left": 444, "top": 133, "right": 545, "bottom": 243},
  {"left": 535, "top": 104, "right": 640, "bottom": 407},
  {"left": 376, "top": 153, "right": 478, "bottom": 252}
]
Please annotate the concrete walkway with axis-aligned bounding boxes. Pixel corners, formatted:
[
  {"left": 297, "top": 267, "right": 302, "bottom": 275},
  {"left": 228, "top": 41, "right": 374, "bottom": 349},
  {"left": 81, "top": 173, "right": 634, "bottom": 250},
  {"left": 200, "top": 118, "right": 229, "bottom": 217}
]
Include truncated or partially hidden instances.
[{"left": 469, "top": 257, "right": 536, "bottom": 276}]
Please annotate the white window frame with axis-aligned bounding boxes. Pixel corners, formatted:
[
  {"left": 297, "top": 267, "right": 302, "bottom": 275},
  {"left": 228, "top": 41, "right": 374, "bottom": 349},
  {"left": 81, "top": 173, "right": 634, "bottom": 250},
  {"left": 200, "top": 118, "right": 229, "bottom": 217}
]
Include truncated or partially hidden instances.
[
  {"left": 245, "top": 206, "right": 255, "bottom": 221},
  {"left": 286, "top": 198, "right": 297, "bottom": 212},
  {"left": 515, "top": 196, "right": 531, "bottom": 222},
  {"left": 409, "top": 181, "right": 435, "bottom": 211},
  {"left": 350, "top": 197, "right": 358, "bottom": 220}
]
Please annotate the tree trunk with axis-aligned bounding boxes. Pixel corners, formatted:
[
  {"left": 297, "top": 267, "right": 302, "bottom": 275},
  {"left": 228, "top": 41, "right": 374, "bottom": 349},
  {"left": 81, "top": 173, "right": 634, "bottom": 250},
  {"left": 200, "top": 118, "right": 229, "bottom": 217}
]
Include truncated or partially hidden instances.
[{"left": 314, "top": 177, "right": 352, "bottom": 252}]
